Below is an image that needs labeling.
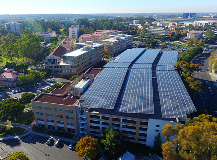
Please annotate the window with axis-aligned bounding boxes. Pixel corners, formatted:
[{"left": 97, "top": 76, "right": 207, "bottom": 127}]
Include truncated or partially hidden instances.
[
  {"left": 90, "top": 115, "right": 100, "bottom": 119},
  {"left": 140, "top": 121, "right": 148, "bottom": 126},
  {"left": 50, "top": 114, "right": 53, "bottom": 117},
  {"left": 35, "top": 105, "right": 42, "bottom": 109},
  {"left": 155, "top": 130, "right": 159, "bottom": 132},
  {"left": 55, "top": 108, "right": 62, "bottom": 112},
  {"left": 90, "top": 120, "right": 100, "bottom": 124},
  {"left": 57, "top": 121, "right": 64, "bottom": 124},
  {"left": 66, "top": 116, "right": 74, "bottom": 120},
  {"left": 139, "top": 133, "right": 147, "bottom": 137},
  {"left": 112, "top": 117, "right": 121, "bottom": 122},
  {"left": 67, "top": 122, "right": 74, "bottom": 126},
  {"left": 45, "top": 113, "right": 49, "bottom": 116},
  {"left": 56, "top": 114, "right": 59, "bottom": 118},
  {"left": 47, "top": 119, "right": 54, "bottom": 123},
  {"left": 122, "top": 119, "right": 136, "bottom": 124},
  {"left": 44, "top": 107, "right": 49, "bottom": 110},
  {"left": 66, "top": 116, "right": 69, "bottom": 119},
  {"left": 36, "top": 111, "right": 43, "bottom": 115},
  {"left": 60, "top": 115, "right": 63, "bottom": 118},
  {"left": 37, "top": 118, "right": 44, "bottom": 121},
  {"left": 65, "top": 109, "right": 73, "bottom": 113},
  {"left": 36, "top": 111, "right": 39, "bottom": 115},
  {"left": 101, "top": 116, "right": 109, "bottom": 120},
  {"left": 156, "top": 125, "right": 160, "bottom": 127},
  {"left": 139, "top": 127, "right": 147, "bottom": 131}
]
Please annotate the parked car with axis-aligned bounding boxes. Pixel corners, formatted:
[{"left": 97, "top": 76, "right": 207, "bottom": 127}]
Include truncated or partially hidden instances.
[
  {"left": 14, "top": 97, "right": 18, "bottom": 100},
  {"left": 46, "top": 137, "right": 53, "bottom": 146},
  {"left": 69, "top": 143, "right": 76, "bottom": 151},
  {"left": 55, "top": 139, "right": 61, "bottom": 147},
  {"left": 21, "top": 88, "right": 25, "bottom": 91},
  {"left": 12, "top": 90, "right": 15, "bottom": 94},
  {"left": 46, "top": 78, "right": 51, "bottom": 82},
  {"left": 15, "top": 89, "right": 19, "bottom": 93},
  {"left": 37, "top": 90, "right": 41, "bottom": 93}
]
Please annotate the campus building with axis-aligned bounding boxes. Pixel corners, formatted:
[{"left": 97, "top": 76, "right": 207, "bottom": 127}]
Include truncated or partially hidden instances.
[
  {"left": 33, "top": 48, "right": 196, "bottom": 147},
  {"left": 37, "top": 31, "right": 56, "bottom": 41},
  {"left": 147, "top": 27, "right": 168, "bottom": 35},
  {"left": 5, "top": 22, "right": 23, "bottom": 34},
  {"left": 59, "top": 42, "right": 104, "bottom": 77},
  {"left": 69, "top": 25, "right": 79, "bottom": 39}
]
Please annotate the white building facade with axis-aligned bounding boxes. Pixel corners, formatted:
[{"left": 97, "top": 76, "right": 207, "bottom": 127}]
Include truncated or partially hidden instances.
[{"left": 69, "top": 25, "right": 79, "bottom": 39}]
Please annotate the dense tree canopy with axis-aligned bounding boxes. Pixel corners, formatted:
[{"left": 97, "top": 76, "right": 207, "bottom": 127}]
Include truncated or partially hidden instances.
[
  {"left": 76, "top": 136, "right": 100, "bottom": 160},
  {"left": 204, "top": 29, "right": 216, "bottom": 43},
  {"left": 178, "top": 46, "right": 203, "bottom": 63},
  {"left": 0, "top": 98, "right": 25, "bottom": 120},
  {"left": 7, "top": 151, "right": 29, "bottom": 160},
  {"left": 19, "top": 93, "right": 35, "bottom": 104},
  {"left": 100, "top": 127, "right": 123, "bottom": 157},
  {"left": 161, "top": 114, "right": 217, "bottom": 160}
]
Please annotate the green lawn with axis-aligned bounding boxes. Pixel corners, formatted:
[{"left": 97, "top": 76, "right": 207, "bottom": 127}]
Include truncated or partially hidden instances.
[
  {"left": 0, "top": 56, "right": 25, "bottom": 66},
  {"left": 0, "top": 126, "right": 27, "bottom": 138}
]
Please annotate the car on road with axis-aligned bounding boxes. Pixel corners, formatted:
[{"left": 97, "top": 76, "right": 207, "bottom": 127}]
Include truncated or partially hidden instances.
[
  {"left": 46, "top": 78, "right": 52, "bottom": 82},
  {"left": 15, "top": 89, "right": 19, "bottom": 93},
  {"left": 69, "top": 142, "right": 76, "bottom": 151},
  {"left": 55, "top": 139, "right": 61, "bottom": 147},
  {"left": 37, "top": 90, "right": 41, "bottom": 93},
  {"left": 12, "top": 90, "right": 15, "bottom": 94}
]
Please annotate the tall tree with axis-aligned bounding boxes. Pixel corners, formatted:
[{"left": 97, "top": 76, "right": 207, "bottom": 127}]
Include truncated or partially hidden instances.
[
  {"left": 161, "top": 114, "right": 217, "bottom": 160},
  {"left": 153, "top": 132, "right": 163, "bottom": 157},
  {"left": 76, "top": 136, "right": 100, "bottom": 160},
  {"left": 19, "top": 93, "right": 35, "bottom": 104}
]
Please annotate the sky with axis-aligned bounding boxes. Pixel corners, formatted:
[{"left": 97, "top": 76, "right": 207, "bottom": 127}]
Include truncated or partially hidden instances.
[{"left": 0, "top": 0, "right": 217, "bottom": 14}]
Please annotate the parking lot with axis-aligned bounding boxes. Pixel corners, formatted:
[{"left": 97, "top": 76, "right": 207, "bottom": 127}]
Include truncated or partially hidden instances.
[
  {"left": 21, "top": 134, "right": 72, "bottom": 150},
  {"left": 0, "top": 133, "right": 80, "bottom": 160}
]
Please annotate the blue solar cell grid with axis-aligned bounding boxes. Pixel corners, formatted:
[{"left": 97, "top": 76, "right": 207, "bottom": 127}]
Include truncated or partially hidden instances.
[
  {"left": 104, "top": 62, "right": 131, "bottom": 68},
  {"left": 118, "top": 69, "right": 154, "bottom": 114},
  {"left": 134, "top": 49, "right": 160, "bottom": 64},
  {"left": 158, "top": 51, "right": 178, "bottom": 66},
  {"left": 156, "top": 65, "right": 175, "bottom": 71},
  {"left": 80, "top": 68, "right": 128, "bottom": 109},
  {"left": 131, "top": 64, "right": 152, "bottom": 69},
  {"left": 156, "top": 71, "right": 196, "bottom": 118},
  {"left": 110, "top": 48, "right": 145, "bottom": 63}
]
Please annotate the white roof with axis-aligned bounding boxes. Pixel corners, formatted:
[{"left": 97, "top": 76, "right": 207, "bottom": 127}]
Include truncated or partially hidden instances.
[
  {"left": 64, "top": 48, "right": 88, "bottom": 57},
  {"left": 74, "top": 79, "right": 90, "bottom": 89}
]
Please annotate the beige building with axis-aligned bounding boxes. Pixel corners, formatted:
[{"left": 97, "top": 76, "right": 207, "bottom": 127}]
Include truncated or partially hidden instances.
[
  {"left": 32, "top": 69, "right": 102, "bottom": 134},
  {"left": 59, "top": 42, "right": 104, "bottom": 77},
  {"left": 60, "top": 38, "right": 76, "bottom": 50},
  {"left": 187, "top": 31, "right": 204, "bottom": 39},
  {"left": 69, "top": 25, "right": 79, "bottom": 39}
]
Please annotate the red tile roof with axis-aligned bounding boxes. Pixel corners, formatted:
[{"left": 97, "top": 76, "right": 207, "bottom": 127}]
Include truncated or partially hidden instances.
[
  {"left": 63, "top": 38, "right": 73, "bottom": 41},
  {"left": 93, "top": 34, "right": 101, "bottom": 37},
  {"left": 0, "top": 72, "right": 21, "bottom": 79},
  {"left": 86, "top": 68, "right": 102, "bottom": 79}
]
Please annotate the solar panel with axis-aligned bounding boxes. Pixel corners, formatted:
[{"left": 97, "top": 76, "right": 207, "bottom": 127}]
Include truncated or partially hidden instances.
[
  {"left": 158, "top": 51, "right": 178, "bottom": 66},
  {"left": 118, "top": 68, "right": 154, "bottom": 114},
  {"left": 131, "top": 64, "right": 152, "bottom": 69},
  {"left": 80, "top": 68, "right": 128, "bottom": 109},
  {"left": 134, "top": 49, "right": 160, "bottom": 64},
  {"left": 104, "top": 62, "right": 131, "bottom": 68},
  {"left": 156, "top": 65, "right": 175, "bottom": 71},
  {"left": 156, "top": 71, "right": 196, "bottom": 118},
  {"left": 110, "top": 48, "right": 145, "bottom": 63}
]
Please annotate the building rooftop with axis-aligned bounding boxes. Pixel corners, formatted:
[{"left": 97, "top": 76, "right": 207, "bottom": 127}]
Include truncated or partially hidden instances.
[
  {"left": 33, "top": 93, "right": 78, "bottom": 106},
  {"left": 63, "top": 38, "right": 73, "bottom": 41},
  {"left": 85, "top": 68, "right": 103, "bottom": 79},
  {"left": 52, "top": 82, "right": 71, "bottom": 95},
  {"left": 0, "top": 72, "right": 21, "bottom": 79},
  {"left": 47, "top": 46, "right": 66, "bottom": 57}
]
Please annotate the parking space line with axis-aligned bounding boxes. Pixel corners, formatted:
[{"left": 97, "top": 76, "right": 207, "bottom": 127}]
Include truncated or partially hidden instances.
[
  {"left": 37, "top": 136, "right": 43, "bottom": 143},
  {"left": 31, "top": 135, "right": 39, "bottom": 143}
]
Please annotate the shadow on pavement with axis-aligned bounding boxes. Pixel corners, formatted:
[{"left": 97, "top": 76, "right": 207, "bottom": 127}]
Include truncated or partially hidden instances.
[{"left": 2, "top": 139, "right": 21, "bottom": 147}]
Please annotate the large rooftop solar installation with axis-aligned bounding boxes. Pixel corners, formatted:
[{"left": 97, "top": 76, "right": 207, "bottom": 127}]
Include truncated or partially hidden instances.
[
  {"left": 157, "top": 71, "right": 196, "bottom": 118},
  {"left": 158, "top": 51, "right": 178, "bottom": 66},
  {"left": 156, "top": 65, "right": 175, "bottom": 71},
  {"left": 80, "top": 68, "right": 128, "bottom": 109},
  {"left": 104, "top": 62, "right": 131, "bottom": 68},
  {"left": 134, "top": 49, "right": 160, "bottom": 64},
  {"left": 109, "top": 48, "right": 145, "bottom": 63},
  {"left": 118, "top": 68, "right": 154, "bottom": 114},
  {"left": 131, "top": 64, "right": 152, "bottom": 69}
]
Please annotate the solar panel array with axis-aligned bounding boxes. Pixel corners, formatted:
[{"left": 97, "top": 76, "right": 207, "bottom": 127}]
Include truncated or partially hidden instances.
[
  {"left": 109, "top": 48, "right": 145, "bottom": 63},
  {"left": 80, "top": 68, "right": 128, "bottom": 109},
  {"left": 134, "top": 49, "right": 160, "bottom": 64},
  {"left": 118, "top": 69, "right": 154, "bottom": 114},
  {"left": 157, "top": 71, "right": 196, "bottom": 118},
  {"left": 104, "top": 62, "right": 131, "bottom": 68},
  {"left": 156, "top": 65, "right": 175, "bottom": 71},
  {"left": 158, "top": 51, "right": 178, "bottom": 66},
  {"left": 131, "top": 64, "right": 152, "bottom": 69}
]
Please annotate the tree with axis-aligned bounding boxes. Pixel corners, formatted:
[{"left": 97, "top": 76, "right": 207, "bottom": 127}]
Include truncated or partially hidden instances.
[
  {"left": 161, "top": 114, "right": 217, "bottom": 160},
  {"left": 153, "top": 132, "right": 162, "bottom": 157},
  {"left": 0, "top": 124, "right": 7, "bottom": 133},
  {"left": 0, "top": 98, "right": 25, "bottom": 120},
  {"left": 70, "top": 75, "right": 78, "bottom": 81},
  {"left": 100, "top": 127, "right": 122, "bottom": 156},
  {"left": 204, "top": 29, "right": 216, "bottom": 42},
  {"left": 76, "top": 136, "right": 100, "bottom": 160},
  {"left": 7, "top": 151, "right": 29, "bottom": 160},
  {"left": 19, "top": 93, "right": 35, "bottom": 104}
]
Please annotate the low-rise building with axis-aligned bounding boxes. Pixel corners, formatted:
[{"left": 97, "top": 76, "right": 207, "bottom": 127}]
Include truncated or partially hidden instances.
[
  {"left": 60, "top": 38, "right": 76, "bottom": 50},
  {"left": 193, "top": 21, "right": 215, "bottom": 27},
  {"left": 187, "top": 31, "right": 204, "bottom": 39},
  {"left": 147, "top": 27, "right": 168, "bottom": 35},
  {"left": 0, "top": 69, "right": 23, "bottom": 87},
  {"left": 59, "top": 43, "right": 104, "bottom": 77},
  {"left": 37, "top": 31, "right": 56, "bottom": 41},
  {"left": 44, "top": 46, "right": 67, "bottom": 71}
]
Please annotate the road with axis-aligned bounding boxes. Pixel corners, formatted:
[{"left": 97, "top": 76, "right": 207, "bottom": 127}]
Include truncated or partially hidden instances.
[{"left": 192, "top": 49, "right": 217, "bottom": 115}]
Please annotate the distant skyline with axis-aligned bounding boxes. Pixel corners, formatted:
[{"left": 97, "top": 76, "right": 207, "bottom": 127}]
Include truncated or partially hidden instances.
[{"left": 0, "top": 0, "right": 217, "bottom": 15}]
